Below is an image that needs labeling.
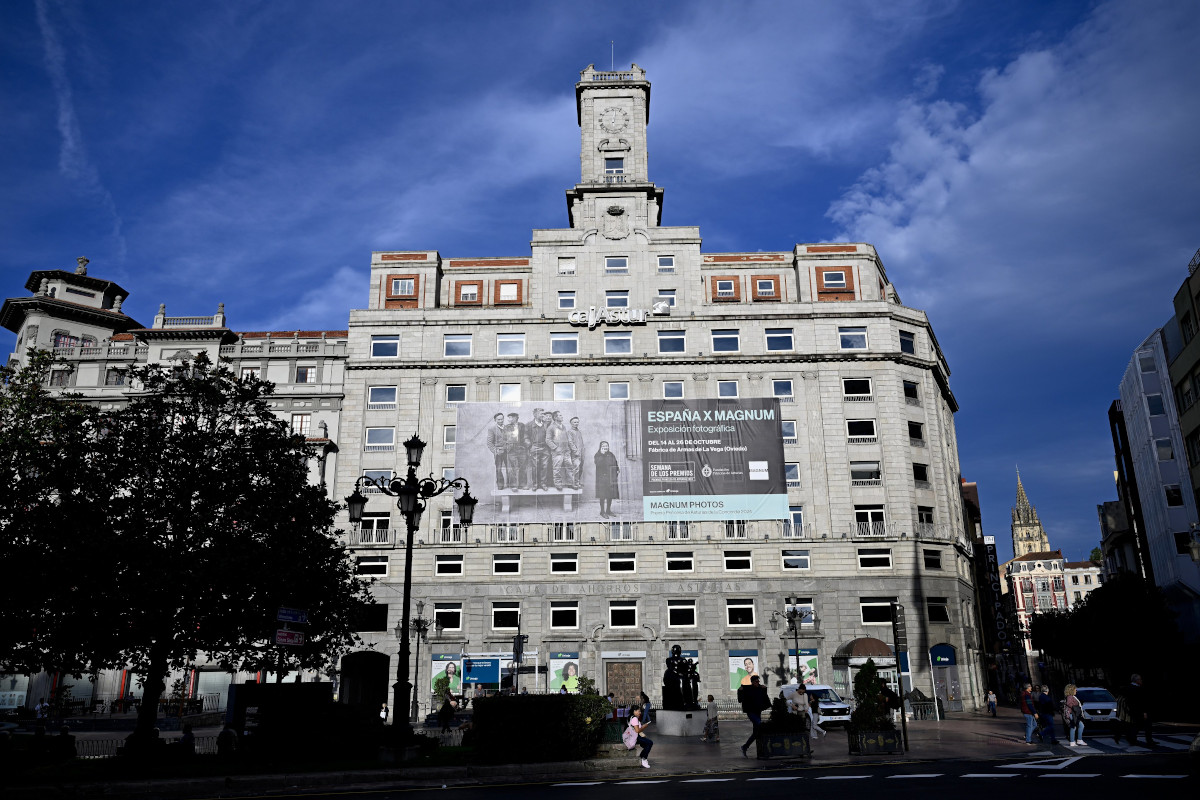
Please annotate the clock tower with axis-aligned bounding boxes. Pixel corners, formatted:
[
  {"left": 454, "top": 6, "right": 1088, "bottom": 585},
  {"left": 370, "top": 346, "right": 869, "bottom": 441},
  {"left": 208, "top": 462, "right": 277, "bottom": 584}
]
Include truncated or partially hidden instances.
[{"left": 567, "top": 63, "right": 664, "bottom": 232}]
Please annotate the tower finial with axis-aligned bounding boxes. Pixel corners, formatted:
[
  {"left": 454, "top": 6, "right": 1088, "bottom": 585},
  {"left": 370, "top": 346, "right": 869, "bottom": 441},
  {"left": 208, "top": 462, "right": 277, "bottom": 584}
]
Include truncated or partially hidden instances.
[{"left": 75, "top": 256, "right": 89, "bottom": 275}]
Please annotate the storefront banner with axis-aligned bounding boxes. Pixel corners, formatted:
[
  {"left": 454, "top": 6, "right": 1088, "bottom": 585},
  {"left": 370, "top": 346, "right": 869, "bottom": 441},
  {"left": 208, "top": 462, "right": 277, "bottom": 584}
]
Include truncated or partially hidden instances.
[
  {"left": 548, "top": 652, "right": 581, "bottom": 693},
  {"left": 787, "top": 648, "right": 819, "bottom": 684},
  {"left": 462, "top": 658, "right": 500, "bottom": 686},
  {"left": 453, "top": 399, "right": 786, "bottom": 524},
  {"left": 430, "top": 653, "right": 461, "bottom": 693},
  {"left": 729, "top": 649, "right": 761, "bottom": 691}
]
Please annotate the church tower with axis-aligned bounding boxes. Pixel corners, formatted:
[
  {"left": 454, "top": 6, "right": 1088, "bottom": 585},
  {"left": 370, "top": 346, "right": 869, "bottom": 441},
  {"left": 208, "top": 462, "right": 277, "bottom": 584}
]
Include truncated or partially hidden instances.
[{"left": 1011, "top": 469, "right": 1051, "bottom": 556}]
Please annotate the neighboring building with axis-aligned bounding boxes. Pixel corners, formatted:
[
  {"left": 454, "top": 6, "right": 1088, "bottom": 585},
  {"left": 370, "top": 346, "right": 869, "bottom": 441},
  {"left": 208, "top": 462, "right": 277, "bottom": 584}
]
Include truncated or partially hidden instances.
[
  {"left": 1004, "top": 550, "right": 1068, "bottom": 681},
  {"left": 1097, "top": 496, "right": 1140, "bottom": 580},
  {"left": 963, "top": 479, "right": 1017, "bottom": 696},
  {"left": 1063, "top": 560, "right": 1104, "bottom": 608},
  {"left": 1104, "top": 400, "right": 1153, "bottom": 581}
]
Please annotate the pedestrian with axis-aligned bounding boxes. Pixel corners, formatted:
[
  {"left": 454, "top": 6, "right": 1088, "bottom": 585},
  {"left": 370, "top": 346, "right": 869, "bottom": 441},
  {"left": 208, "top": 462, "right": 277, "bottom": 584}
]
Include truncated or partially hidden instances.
[
  {"left": 701, "top": 694, "right": 720, "bottom": 742},
  {"left": 1019, "top": 683, "right": 1039, "bottom": 744},
  {"left": 216, "top": 723, "right": 238, "bottom": 757},
  {"left": 1035, "top": 685, "right": 1058, "bottom": 744},
  {"left": 987, "top": 689, "right": 997, "bottom": 717},
  {"left": 738, "top": 674, "right": 771, "bottom": 759},
  {"left": 35, "top": 697, "right": 49, "bottom": 721},
  {"left": 178, "top": 722, "right": 196, "bottom": 756},
  {"left": 52, "top": 725, "right": 76, "bottom": 760},
  {"left": 623, "top": 707, "right": 653, "bottom": 768},
  {"left": 639, "top": 691, "right": 654, "bottom": 723},
  {"left": 379, "top": 702, "right": 389, "bottom": 724},
  {"left": 1062, "top": 684, "right": 1085, "bottom": 747},
  {"left": 438, "top": 689, "right": 458, "bottom": 733},
  {"left": 1115, "top": 673, "right": 1154, "bottom": 746}
]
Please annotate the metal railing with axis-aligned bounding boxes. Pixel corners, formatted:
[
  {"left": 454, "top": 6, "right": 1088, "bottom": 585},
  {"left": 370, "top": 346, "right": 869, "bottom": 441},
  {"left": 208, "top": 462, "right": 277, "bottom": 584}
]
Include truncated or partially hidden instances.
[{"left": 349, "top": 527, "right": 398, "bottom": 547}]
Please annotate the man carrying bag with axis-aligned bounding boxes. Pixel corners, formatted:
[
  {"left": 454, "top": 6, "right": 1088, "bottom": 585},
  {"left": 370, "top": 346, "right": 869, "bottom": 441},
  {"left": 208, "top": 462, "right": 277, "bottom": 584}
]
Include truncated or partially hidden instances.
[{"left": 738, "top": 674, "right": 771, "bottom": 759}]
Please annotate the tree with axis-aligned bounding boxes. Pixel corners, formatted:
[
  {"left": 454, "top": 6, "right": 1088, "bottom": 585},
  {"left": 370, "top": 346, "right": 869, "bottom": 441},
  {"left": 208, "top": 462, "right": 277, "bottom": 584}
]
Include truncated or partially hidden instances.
[
  {"left": 1090, "top": 547, "right": 1103, "bottom": 562},
  {"left": 0, "top": 351, "right": 374, "bottom": 742}
]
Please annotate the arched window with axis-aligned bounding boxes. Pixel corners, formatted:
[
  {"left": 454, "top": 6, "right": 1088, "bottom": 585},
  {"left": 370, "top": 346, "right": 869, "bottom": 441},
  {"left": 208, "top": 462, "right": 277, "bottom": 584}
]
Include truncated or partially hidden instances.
[{"left": 52, "top": 330, "right": 79, "bottom": 348}]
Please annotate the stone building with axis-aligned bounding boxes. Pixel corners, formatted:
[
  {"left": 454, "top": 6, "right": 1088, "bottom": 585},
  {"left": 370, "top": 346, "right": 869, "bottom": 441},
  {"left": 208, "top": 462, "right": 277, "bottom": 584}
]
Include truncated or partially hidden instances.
[{"left": 1010, "top": 470, "right": 1050, "bottom": 557}]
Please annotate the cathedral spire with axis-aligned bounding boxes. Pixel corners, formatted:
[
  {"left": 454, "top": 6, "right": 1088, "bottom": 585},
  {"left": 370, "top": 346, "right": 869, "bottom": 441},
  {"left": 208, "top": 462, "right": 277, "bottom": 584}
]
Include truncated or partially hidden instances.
[{"left": 1011, "top": 467, "right": 1049, "bottom": 556}]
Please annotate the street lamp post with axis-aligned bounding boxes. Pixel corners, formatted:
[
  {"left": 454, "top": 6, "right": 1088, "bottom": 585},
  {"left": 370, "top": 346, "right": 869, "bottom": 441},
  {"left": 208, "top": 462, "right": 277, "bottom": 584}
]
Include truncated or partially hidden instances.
[
  {"left": 405, "top": 602, "right": 442, "bottom": 723},
  {"left": 770, "top": 597, "right": 813, "bottom": 683},
  {"left": 346, "top": 434, "right": 477, "bottom": 739}
]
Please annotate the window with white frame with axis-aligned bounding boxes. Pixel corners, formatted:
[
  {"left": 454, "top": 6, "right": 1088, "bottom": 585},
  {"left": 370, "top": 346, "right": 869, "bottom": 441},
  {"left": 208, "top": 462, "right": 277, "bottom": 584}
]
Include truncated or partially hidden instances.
[
  {"left": 609, "top": 382, "right": 630, "bottom": 400},
  {"left": 550, "top": 552, "right": 578, "bottom": 573},
  {"left": 658, "top": 289, "right": 676, "bottom": 306},
  {"left": 443, "top": 425, "right": 456, "bottom": 449},
  {"left": 860, "top": 596, "right": 896, "bottom": 624},
  {"left": 496, "top": 333, "right": 525, "bottom": 356},
  {"left": 781, "top": 420, "right": 797, "bottom": 444},
  {"left": 368, "top": 386, "right": 398, "bottom": 409},
  {"left": 855, "top": 505, "right": 886, "bottom": 536},
  {"left": 493, "top": 553, "right": 521, "bottom": 575},
  {"left": 105, "top": 368, "right": 126, "bottom": 386},
  {"left": 718, "top": 380, "right": 739, "bottom": 398},
  {"left": 492, "top": 602, "right": 520, "bottom": 629},
  {"left": 499, "top": 383, "right": 521, "bottom": 402},
  {"left": 558, "top": 291, "right": 576, "bottom": 310},
  {"left": 724, "top": 549, "right": 751, "bottom": 570},
  {"left": 609, "top": 599, "right": 637, "bottom": 627},
  {"left": 498, "top": 282, "right": 519, "bottom": 302},
  {"left": 240, "top": 366, "right": 260, "bottom": 380},
  {"left": 458, "top": 284, "right": 478, "bottom": 303},
  {"left": 787, "top": 598, "right": 816, "bottom": 627},
  {"left": 927, "top": 597, "right": 950, "bottom": 623},
  {"left": 391, "top": 278, "right": 415, "bottom": 295},
  {"left": 365, "top": 427, "right": 395, "bottom": 452},
  {"left": 553, "top": 382, "right": 575, "bottom": 401},
  {"left": 823, "top": 270, "right": 847, "bottom": 289},
  {"left": 605, "top": 157, "right": 625, "bottom": 174},
  {"left": 446, "top": 384, "right": 466, "bottom": 404},
  {"left": 851, "top": 461, "right": 882, "bottom": 484},
  {"left": 362, "top": 469, "right": 393, "bottom": 492},
  {"left": 371, "top": 335, "right": 399, "bottom": 358},
  {"left": 358, "top": 512, "right": 390, "bottom": 544},
  {"left": 291, "top": 414, "right": 311, "bottom": 436},
  {"left": 608, "top": 552, "right": 636, "bottom": 572},
  {"left": 756, "top": 279, "right": 776, "bottom": 297},
  {"left": 724, "top": 519, "right": 748, "bottom": 539},
  {"left": 559, "top": 257, "right": 576, "bottom": 275},
  {"left": 605, "top": 256, "right": 629, "bottom": 274},
  {"left": 434, "top": 602, "right": 461, "bottom": 630},
  {"left": 784, "top": 506, "right": 804, "bottom": 538},
  {"left": 435, "top": 555, "right": 463, "bottom": 575},
  {"left": 663, "top": 381, "right": 684, "bottom": 398},
  {"left": 712, "top": 329, "right": 740, "bottom": 352},
  {"left": 550, "top": 601, "right": 579, "bottom": 628},
  {"left": 785, "top": 463, "right": 800, "bottom": 487},
  {"left": 773, "top": 379, "right": 794, "bottom": 400},
  {"left": 858, "top": 548, "right": 892, "bottom": 569},
  {"left": 666, "top": 551, "right": 693, "bottom": 571},
  {"left": 295, "top": 366, "right": 317, "bottom": 383},
  {"left": 782, "top": 549, "right": 810, "bottom": 570},
  {"left": 606, "top": 290, "right": 629, "bottom": 308},
  {"left": 608, "top": 520, "right": 634, "bottom": 541},
  {"left": 658, "top": 330, "right": 686, "bottom": 353},
  {"left": 715, "top": 279, "right": 735, "bottom": 297},
  {"left": 657, "top": 255, "right": 676, "bottom": 273},
  {"left": 444, "top": 334, "right": 472, "bottom": 357},
  {"left": 765, "top": 328, "right": 793, "bottom": 351},
  {"left": 355, "top": 555, "right": 388, "bottom": 576},
  {"left": 552, "top": 522, "right": 577, "bottom": 541},
  {"left": 1156, "top": 438, "right": 1174, "bottom": 460},
  {"left": 839, "top": 326, "right": 868, "bottom": 350},
  {"left": 665, "top": 520, "right": 690, "bottom": 540},
  {"left": 668, "top": 599, "right": 696, "bottom": 627},
  {"left": 847, "top": 419, "right": 877, "bottom": 442},
  {"left": 843, "top": 378, "right": 873, "bottom": 400},
  {"left": 604, "top": 331, "right": 632, "bottom": 355},
  {"left": 442, "top": 467, "right": 456, "bottom": 481},
  {"left": 726, "top": 599, "right": 755, "bottom": 626},
  {"left": 551, "top": 332, "right": 579, "bottom": 355}
]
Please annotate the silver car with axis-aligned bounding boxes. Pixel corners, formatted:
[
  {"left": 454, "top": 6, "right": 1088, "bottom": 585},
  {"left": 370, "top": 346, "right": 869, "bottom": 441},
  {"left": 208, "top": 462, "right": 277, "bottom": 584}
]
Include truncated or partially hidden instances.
[{"left": 1075, "top": 686, "right": 1118, "bottom": 726}]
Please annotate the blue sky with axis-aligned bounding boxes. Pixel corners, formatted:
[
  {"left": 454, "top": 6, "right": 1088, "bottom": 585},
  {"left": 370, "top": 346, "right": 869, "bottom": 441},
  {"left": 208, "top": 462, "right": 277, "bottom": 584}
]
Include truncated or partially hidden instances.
[{"left": 3, "top": 0, "right": 1199, "bottom": 562}]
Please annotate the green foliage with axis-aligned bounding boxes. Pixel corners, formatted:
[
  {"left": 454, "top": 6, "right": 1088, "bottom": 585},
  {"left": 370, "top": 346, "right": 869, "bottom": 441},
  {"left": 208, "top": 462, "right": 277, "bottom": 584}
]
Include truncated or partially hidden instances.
[
  {"left": 576, "top": 674, "right": 598, "bottom": 695},
  {"left": 1089, "top": 547, "right": 1103, "bottom": 562},
  {"left": 432, "top": 674, "right": 450, "bottom": 698},
  {"left": 849, "top": 658, "right": 894, "bottom": 732},
  {"left": 471, "top": 694, "right": 611, "bottom": 762},
  {"left": 761, "top": 694, "right": 807, "bottom": 734}
]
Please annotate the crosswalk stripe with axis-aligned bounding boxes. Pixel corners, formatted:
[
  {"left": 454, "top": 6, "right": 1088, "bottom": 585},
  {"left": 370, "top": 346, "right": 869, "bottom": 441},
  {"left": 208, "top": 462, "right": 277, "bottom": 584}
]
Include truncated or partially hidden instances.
[
  {"left": 748, "top": 776, "right": 802, "bottom": 781},
  {"left": 682, "top": 778, "right": 735, "bottom": 782},
  {"left": 618, "top": 780, "right": 671, "bottom": 784},
  {"left": 554, "top": 782, "right": 603, "bottom": 786},
  {"left": 815, "top": 775, "right": 870, "bottom": 780},
  {"left": 1149, "top": 739, "right": 1189, "bottom": 750},
  {"left": 887, "top": 774, "right": 944, "bottom": 778},
  {"left": 1121, "top": 775, "right": 1186, "bottom": 779},
  {"left": 964, "top": 773, "right": 1018, "bottom": 778},
  {"left": 1041, "top": 774, "right": 1100, "bottom": 778}
]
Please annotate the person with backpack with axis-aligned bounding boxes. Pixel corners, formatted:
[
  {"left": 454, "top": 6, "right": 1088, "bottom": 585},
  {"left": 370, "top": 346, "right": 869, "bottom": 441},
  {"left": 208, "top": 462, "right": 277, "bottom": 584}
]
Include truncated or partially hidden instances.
[
  {"left": 738, "top": 674, "right": 771, "bottom": 759},
  {"left": 623, "top": 707, "right": 653, "bottom": 768},
  {"left": 1062, "top": 684, "right": 1085, "bottom": 747}
]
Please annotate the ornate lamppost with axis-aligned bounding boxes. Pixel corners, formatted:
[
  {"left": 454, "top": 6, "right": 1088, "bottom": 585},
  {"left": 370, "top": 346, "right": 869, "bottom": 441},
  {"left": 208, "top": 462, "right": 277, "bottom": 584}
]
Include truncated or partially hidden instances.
[
  {"left": 770, "top": 596, "right": 813, "bottom": 683},
  {"left": 346, "top": 434, "right": 477, "bottom": 738}
]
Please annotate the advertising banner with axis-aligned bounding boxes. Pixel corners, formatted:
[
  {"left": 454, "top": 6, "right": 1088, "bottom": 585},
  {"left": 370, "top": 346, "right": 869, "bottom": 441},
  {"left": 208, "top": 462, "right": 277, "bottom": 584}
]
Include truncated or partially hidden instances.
[
  {"left": 430, "top": 653, "right": 461, "bottom": 693},
  {"left": 453, "top": 399, "right": 786, "bottom": 524},
  {"left": 728, "top": 649, "right": 761, "bottom": 691},
  {"left": 462, "top": 658, "right": 500, "bottom": 686},
  {"left": 788, "top": 648, "right": 819, "bottom": 684},
  {"left": 0, "top": 674, "right": 29, "bottom": 709},
  {"left": 548, "top": 652, "right": 581, "bottom": 693}
]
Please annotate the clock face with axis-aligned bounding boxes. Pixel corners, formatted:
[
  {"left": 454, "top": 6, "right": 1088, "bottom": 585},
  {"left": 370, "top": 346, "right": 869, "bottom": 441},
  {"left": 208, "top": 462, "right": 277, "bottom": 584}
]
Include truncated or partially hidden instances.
[{"left": 599, "top": 107, "right": 629, "bottom": 133}]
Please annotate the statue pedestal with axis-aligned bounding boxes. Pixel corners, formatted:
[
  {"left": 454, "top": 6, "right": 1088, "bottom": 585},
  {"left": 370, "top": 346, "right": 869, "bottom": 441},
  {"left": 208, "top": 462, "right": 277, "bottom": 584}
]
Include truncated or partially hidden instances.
[{"left": 655, "top": 709, "right": 707, "bottom": 736}]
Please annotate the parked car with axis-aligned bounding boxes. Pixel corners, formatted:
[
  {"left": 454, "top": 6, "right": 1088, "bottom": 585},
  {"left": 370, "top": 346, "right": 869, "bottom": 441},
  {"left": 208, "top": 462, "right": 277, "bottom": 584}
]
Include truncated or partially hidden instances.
[
  {"left": 805, "top": 684, "right": 852, "bottom": 727},
  {"left": 1074, "top": 686, "right": 1119, "bottom": 726}
]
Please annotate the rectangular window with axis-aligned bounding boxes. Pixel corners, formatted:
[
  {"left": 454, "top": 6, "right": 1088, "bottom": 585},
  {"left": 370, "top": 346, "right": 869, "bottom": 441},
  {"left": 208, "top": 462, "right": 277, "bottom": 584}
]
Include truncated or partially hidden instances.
[
  {"left": 765, "top": 328, "right": 794, "bottom": 351},
  {"left": 391, "top": 278, "right": 415, "bottom": 295},
  {"left": 715, "top": 279, "right": 735, "bottom": 297},
  {"left": 772, "top": 379, "right": 794, "bottom": 399},
  {"left": 605, "top": 256, "right": 629, "bottom": 274},
  {"left": 550, "top": 601, "right": 579, "bottom": 629},
  {"left": 605, "top": 157, "right": 625, "bottom": 174},
  {"left": 295, "top": 366, "right": 316, "bottom": 383},
  {"left": 726, "top": 599, "right": 755, "bottom": 627},
  {"left": 609, "top": 382, "right": 630, "bottom": 400},
  {"left": 552, "top": 522, "right": 577, "bottom": 542},
  {"left": 658, "top": 330, "right": 686, "bottom": 353},
  {"left": 558, "top": 291, "right": 576, "bottom": 310},
  {"left": 724, "top": 550, "right": 752, "bottom": 571},
  {"left": 444, "top": 334, "right": 472, "bottom": 357},
  {"left": 781, "top": 420, "right": 797, "bottom": 444},
  {"left": 823, "top": 270, "right": 847, "bottom": 289},
  {"left": 604, "top": 331, "right": 632, "bottom": 355},
  {"left": 446, "top": 384, "right": 466, "bottom": 404},
  {"left": 847, "top": 419, "right": 877, "bottom": 441},
  {"left": 1072, "top": 575, "right": 1080, "bottom": 585},
  {"left": 658, "top": 289, "right": 677, "bottom": 306},
  {"left": 858, "top": 548, "right": 892, "bottom": 569},
  {"left": 550, "top": 552, "right": 578, "bottom": 573},
  {"left": 458, "top": 284, "right": 478, "bottom": 303},
  {"left": 551, "top": 332, "right": 579, "bottom": 355},
  {"left": 923, "top": 549, "right": 943, "bottom": 570},
  {"left": 499, "top": 383, "right": 521, "bottom": 401},
  {"left": 787, "top": 598, "right": 816, "bottom": 628},
  {"left": 917, "top": 506, "right": 934, "bottom": 529},
  {"left": 657, "top": 255, "right": 676, "bottom": 274},
  {"left": 1147, "top": 394, "right": 1166, "bottom": 416},
  {"left": 927, "top": 597, "right": 951, "bottom": 624},
  {"left": 718, "top": 380, "right": 739, "bottom": 398},
  {"left": 913, "top": 463, "right": 930, "bottom": 484},
  {"left": 443, "top": 425, "right": 456, "bottom": 449},
  {"left": 899, "top": 331, "right": 916, "bottom": 354},
  {"left": 355, "top": 556, "right": 387, "bottom": 576},
  {"left": 371, "top": 335, "right": 399, "bottom": 358},
  {"left": 782, "top": 549, "right": 810, "bottom": 570},
  {"left": 362, "top": 469, "right": 394, "bottom": 492},
  {"left": 105, "top": 368, "right": 125, "bottom": 386},
  {"left": 851, "top": 461, "right": 882, "bottom": 484},
  {"left": 724, "top": 519, "right": 747, "bottom": 540},
  {"left": 784, "top": 506, "right": 804, "bottom": 538},
  {"left": 498, "top": 282, "right": 519, "bottom": 302},
  {"left": 435, "top": 555, "right": 463, "bottom": 575},
  {"left": 665, "top": 520, "right": 691, "bottom": 540},
  {"left": 839, "top": 326, "right": 868, "bottom": 350},
  {"left": 553, "top": 382, "right": 575, "bottom": 401},
  {"left": 368, "top": 386, "right": 398, "bottom": 409},
  {"left": 608, "top": 552, "right": 636, "bottom": 572},
  {"left": 240, "top": 366, "right": 260, "bottom": 380},
  {"left": 903, "top": 380, "right": 920, "bottom": 403},
  {"left": 493, "top": 553, "right": 521, "bottom": 575},
  {"left": 666, "top": 551, "right": 693, "bottom": 571},
  {"left": 606, "top": 290, "right": 629, "bottom": 308},
  {"left": 609, "top": 600, "right": 637, "bottom": 627},
  {"left": 785, "top": 463, "right": 801, "bottom": 488},
  {"left": 860, "top": 597, "right": 897, "bottom": 624},
  {"left": 1165, "top": 484, "right": 1185, "bottom": 506},
  {"left": 667, "top": 599, "right": 696, "bottom": 627},
  {"left": 844, "top": 378, "right": 873, "bottom": 400},
  {"left": 364, "top": 427, "right": 395, "bottom": 452},
  {"left": 1156, "top": 438, "right": 1174, "bottom": 460},
  {"left": 496, "top": 333, "right": 525, "bottom": 356},
  {"left": 1139, "top": 352, "right": 1157, "bottom": 372},
  {"left": 1084, "top": 575, "right": 1093, "bottom": 585},
  {"left": 908, "top": 421, "right": 925, "bottom": 443},
  {"left": 756, "top": 279, "right": 776, "bottom": 297},
  {"left": 712, "top": 329, "right": 740, "bottom": 352},
  {"left": 608, "top": 521, "right": 634, "bottom": 541},
  {"left": 559, "top": 257, "right": 576, "bottom": 275},
  {"left": 291, "top": 414, "right": 311, "bottom": 436},
  {"left": 492, "top": 602, "right": 520, "bottom": 630},
  {"left": 854, "top": 505, "right": 886, "bottom": 536},
  {"left": 434, "top": 603, "right": 462, "bottom": 631},
  {"left": 659, "top": 381, "right": 684, "bottom": 399}
]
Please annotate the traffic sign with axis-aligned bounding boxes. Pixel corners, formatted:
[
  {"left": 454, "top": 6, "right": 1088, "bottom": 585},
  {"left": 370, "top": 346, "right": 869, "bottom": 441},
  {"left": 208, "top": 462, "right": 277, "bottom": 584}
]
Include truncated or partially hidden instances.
[
  {"left": 277, "top": 608, "right": 309, "bottom": 624},
  {"left": 274, "top": 629, "right": 306, "bottom": 646}
]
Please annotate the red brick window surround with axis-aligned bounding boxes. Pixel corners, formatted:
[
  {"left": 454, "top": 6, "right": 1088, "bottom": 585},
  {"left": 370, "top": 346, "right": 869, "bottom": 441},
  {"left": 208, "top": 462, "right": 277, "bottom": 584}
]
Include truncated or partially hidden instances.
[
  {"left": 816, "top": 266, "right": 856, "bottom": 302},
  {"left": 494, "top": 280, "right": 523, "bottom": 305},
  {"left": 710, "top": 275, "right": 742, "bottom": 302},
  {"left": 752, "top": 274, "right": 781, "bottom": 302},
  {"left": 384, "top": 273, "right": 420, "bottom": 309},
  {"left": 455, "top": 280, "right": 483, "bottom": 306}
]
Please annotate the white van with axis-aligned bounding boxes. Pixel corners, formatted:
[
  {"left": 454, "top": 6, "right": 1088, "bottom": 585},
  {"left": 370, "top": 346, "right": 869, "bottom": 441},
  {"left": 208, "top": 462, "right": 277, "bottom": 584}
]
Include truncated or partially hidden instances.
[{"left": 783, "top": 683, "right": 852, "bottom": 727}]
